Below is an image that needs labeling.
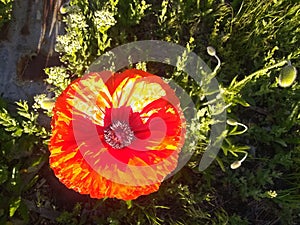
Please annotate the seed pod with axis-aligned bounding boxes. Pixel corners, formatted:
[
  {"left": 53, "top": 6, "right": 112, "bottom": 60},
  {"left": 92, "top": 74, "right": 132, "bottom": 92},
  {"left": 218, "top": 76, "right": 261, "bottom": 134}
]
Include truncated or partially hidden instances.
[
  {"left": 227, "top": 118, "right": 238, "bottom": 126},
  {"left": 278, "top": 65, "right": 297, "bottom": 88},
  {"left": 207, "top": 46, "right": 216, "bottom": 57},
  {"left": 60, "top": 2, "right": 70, "bottom": 14},
  {"left": 40, "top": 98, "right": 55, "bottom": 111},
  {"left": 230, "top": 160, "right": 242, "bottom": 169}
]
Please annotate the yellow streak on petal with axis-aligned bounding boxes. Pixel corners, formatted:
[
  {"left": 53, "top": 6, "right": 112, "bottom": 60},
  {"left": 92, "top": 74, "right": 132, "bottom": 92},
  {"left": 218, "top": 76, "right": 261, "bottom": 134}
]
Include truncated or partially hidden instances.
[
  {"left": 127, "top": 156, "right": 149, "bottom": 166},
  {"left": 56, "top": 111, "right": 72, "bottom": 125},
  {"left": 165, "top": 144, "right": 177, "bottom": 150},
  {"left": 71, "top": 75, "right": 112, "bottom": 126},
  {"left": 140, "top": 108, "right": 160, "bottom": 123},
  {"left": 112, "top": 76, "right": 166, "bottom": 112},
  {"left": 166, "top": 107, "right": 175, "bottom": 114},
  {"left": 146, "top": 135, "right": 180, "bottom": 151},
  {"left": 51, "top": 151, "right": 77, "bottom": 167},
  {"left": 50, "top": 146, "right": 63, "bottom": 155}
]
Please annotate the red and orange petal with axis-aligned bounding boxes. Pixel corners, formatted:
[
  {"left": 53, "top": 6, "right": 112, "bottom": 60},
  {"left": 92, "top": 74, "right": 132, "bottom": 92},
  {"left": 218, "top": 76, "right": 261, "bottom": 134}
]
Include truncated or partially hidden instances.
[{"left": 49, "top": 69, "right": 185, "bottom": 200}]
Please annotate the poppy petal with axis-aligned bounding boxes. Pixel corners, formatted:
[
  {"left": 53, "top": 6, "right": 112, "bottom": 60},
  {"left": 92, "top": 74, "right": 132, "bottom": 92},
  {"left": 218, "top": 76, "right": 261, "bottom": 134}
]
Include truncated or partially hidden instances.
[{"left": 49, "top": 69, "right": 186, "bottom": 200}]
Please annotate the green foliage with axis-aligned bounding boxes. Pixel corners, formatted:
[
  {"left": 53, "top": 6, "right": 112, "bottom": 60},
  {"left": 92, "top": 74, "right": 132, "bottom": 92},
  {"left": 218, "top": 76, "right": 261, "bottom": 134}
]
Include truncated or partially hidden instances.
[
  {"left": 0, "top": 100, "right": 49, "bottom": 223},
  {"left": 55, "top": 0, "right": 118, "bottom": 76},
  {"left": 44, "top": 66, "right": 71, "bottom": 97},
  {"left": 0, "top": 101, "right": 48, "bottom": 139},
  {"left": 209, "top": 0, "right": 300, "bottom": 82},
  {"left": 0, "top": 0, "right": 13, "bottom": 29},
  {"left": 117, "top": 0, "right": 151, "bottom": 26}
]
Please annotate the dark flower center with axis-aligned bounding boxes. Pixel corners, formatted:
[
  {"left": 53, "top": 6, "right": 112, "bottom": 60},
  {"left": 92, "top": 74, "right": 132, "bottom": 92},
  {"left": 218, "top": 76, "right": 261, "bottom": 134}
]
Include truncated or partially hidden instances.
[{"left": 103, "top": 120, "right": 135, "bottom": 149}]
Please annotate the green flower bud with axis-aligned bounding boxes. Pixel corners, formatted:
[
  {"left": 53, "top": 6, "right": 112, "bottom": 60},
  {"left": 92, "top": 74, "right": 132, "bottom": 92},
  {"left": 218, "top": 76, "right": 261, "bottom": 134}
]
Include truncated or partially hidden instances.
[
  {"left": 207, "top": 46, "right": 216, "bottom": 57},
  {"left": 40, "top": 98, "right": 55, "bottom": 111},
  {"left": 278, "top": 65, "right": 297, "bottom": 88},
  {"left": 60, "top": 3, "right": 70, "bottom": 15},
  {"left": 227, "top": 118, "right": 238, "bottom": 126},
  {"left": 230, "top": 160, "right": 242, "bottom": 169},
  {"left": 230, "top": 152, "right": 248, "bottom": 170}
]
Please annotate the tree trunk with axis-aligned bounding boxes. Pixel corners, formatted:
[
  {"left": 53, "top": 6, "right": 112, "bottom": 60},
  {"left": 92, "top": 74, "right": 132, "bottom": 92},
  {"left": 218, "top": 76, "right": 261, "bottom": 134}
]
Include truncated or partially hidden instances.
[{"left": 0, "top": 0, "right": 63, "bottom": 101}]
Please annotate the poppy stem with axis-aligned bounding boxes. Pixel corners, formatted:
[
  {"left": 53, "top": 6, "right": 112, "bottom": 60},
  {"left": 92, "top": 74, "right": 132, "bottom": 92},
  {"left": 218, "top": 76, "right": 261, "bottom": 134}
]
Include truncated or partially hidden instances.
[
  {"left": 226, "top": 119, "right": 248, "bottom": 135},
  {"left": 230, "top": 59, "right": 289, "bottom": 91},
  {"left": 213, "top": 54, "right": 221, "bottom": 75},
  {"left": 240, "top": 151, "right": 248, "bottom": 163}
]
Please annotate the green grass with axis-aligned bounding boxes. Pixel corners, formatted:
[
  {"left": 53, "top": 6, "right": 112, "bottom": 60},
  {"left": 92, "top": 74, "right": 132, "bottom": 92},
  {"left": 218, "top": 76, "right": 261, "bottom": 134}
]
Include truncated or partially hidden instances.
[{"left": 0, "top": 0, "right": 299, "bottom": 224}]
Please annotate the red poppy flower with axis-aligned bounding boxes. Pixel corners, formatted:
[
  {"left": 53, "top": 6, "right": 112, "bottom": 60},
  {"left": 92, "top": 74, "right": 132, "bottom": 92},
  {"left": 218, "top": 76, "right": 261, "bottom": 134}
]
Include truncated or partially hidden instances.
[{"left": 49, "top": 69, "right": 185, "bottom": 200}]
